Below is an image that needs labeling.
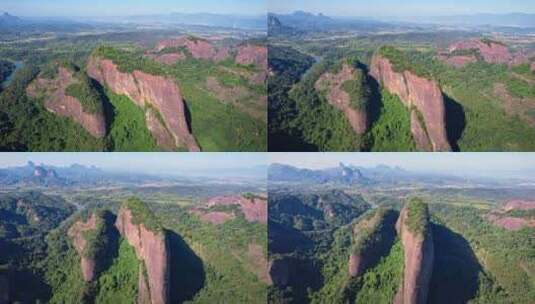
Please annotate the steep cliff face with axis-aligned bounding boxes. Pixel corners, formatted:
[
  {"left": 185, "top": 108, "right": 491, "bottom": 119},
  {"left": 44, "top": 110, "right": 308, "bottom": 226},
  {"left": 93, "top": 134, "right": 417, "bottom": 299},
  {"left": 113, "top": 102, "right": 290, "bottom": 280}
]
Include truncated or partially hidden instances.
[
  {"left": 87, "top": 56, "right": 199, "bottom": 151},
  {"left": 67, "top": 213, "right": 99, "bottom": 282},
  {"left": 26, "top": 67, "right": 107, "bottom": 138},
  {"left": 315, "top": 63, "right": 369, "bottom": 135},
  {"left": 370, "top": 53, "right": 451, "bottom": 151},
  {"left": 437, "top": 53, "right": 477, "bottom": 68},
  {"left": 531, "top": 62, "right": 535, "bottom": 72},
  {"left": 394, "top": 200, "right": 434, "bottom": 304},
  {"left": 348, "top": 208, "right": 397, "bottom": 277},
  {"left": 115, "top": 200, "right": 169, "bottom": 304}
]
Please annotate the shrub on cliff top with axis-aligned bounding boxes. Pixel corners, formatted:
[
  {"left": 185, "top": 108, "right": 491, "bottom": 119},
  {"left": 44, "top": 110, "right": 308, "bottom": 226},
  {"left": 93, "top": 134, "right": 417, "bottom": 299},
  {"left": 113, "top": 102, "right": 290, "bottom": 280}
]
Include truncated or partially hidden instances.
[
  {"left": 123, "top": 197, "right": 163, "bottom": 233},
  {"left": 377, "top": 45, "right": 432, "bottom": 78},
  {"left": 65, "top": 72, "right": 105, "bottom": 114},
  {"left": 341, "top": 68, "right": 371, "bottom": 111},
  {"left": 406, "top": 197, "right": 430, "bottom": 235}
]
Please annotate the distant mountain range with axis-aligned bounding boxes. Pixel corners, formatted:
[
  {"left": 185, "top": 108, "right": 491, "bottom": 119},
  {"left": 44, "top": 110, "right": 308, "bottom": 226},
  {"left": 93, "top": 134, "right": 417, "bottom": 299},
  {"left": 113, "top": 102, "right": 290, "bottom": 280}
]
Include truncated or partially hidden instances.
[{"left": 269, "top": 11, "right": 535, "bottom": 32}]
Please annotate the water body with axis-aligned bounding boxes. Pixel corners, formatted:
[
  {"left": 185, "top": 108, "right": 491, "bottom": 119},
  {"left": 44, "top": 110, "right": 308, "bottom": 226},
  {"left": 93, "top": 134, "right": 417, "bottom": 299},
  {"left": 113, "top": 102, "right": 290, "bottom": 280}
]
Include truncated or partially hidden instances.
[{"left": 1, "top": 60, "right": 24, "bottom": 89}]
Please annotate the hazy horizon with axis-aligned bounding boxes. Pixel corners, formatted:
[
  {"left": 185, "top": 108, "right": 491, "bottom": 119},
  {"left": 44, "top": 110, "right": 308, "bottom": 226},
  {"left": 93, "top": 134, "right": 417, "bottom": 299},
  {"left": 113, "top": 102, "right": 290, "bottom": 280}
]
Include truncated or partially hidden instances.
[
  {"left": 270, "top": 153, "right": 535, "bottom": 179},
  {"left": 0, "top": 0, "right": 266, "bottom": 17},
  {"left": 0, "top": 153, "right": 268, "bottom": 176},
  {"left": 268, "top": 0, "right": 535, "bottom": 17}
]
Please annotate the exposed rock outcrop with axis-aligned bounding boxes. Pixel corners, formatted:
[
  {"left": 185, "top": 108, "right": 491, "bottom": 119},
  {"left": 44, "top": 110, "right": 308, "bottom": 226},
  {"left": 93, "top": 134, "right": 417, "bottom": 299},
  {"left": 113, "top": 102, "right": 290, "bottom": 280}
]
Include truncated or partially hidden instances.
[
  {"left": 370, "top": 52, "right": 451, "bottom": 151},
  {"left": 115, "top": 198, "right": 169, "bottom": 304},
  {"left": 485, "top": 199, "right": 535, "bottom": 231},
  {"left": 26, "top": 67, "right": 107, "bottom": 138},
  {"left": 205, "top": 194, "right": 267, "bottom": 224},
  {"left": 315, "top": 63, "right": 369, "bottom": 135},
  {"left": 531, "top": 62, "right": 535, "bottom": 72},
  {"left": 87, "top": 56, "right": 199, "bottom": 151},
  {"left": 154, "top": 36, "right": 229, "bottom": 62},
  {"left": 236, "top": 44, "right": 268, "bottom": 70},
  {"left": 68, "top": 213, "right": 99, "bottom": 282},
  {"left": 436, "top": 53, "right": 477, "bottom": 68},
  {"left": 394, "top": 200, "right": 434, "bottom": 304},
  {"left": 348, "top": 208, "right": 397, "bottom": 277},
  {"left": 448, "top": 39, "right": 511, "bottom": 64}
]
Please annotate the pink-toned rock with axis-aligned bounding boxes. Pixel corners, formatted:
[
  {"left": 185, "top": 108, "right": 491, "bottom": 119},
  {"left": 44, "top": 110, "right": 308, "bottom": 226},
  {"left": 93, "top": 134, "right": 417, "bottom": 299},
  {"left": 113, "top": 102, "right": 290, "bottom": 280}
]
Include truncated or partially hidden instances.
[
  {"left": 155, "top": 36, "right": 229, "bottom": 62},
  {"left": 492, "top": 216, "right": 535, "bottom": 231},
  {"left": 200, "top": 211, "right": 235, "bottom": 225},
  {"left": 503, "top": 200, "right": 535, "bottom": 211},
  {"left": 248, "top": 243, "right": 270, "bottom": 284},
  {"left": 394, "top": 204, "right": 434, "bottom": 304},
  {"left": 371, "top": 54, "right": 451, "bottom": 151},
  {"left": 438, "top": 54, "right": 477, "bottom": 68},
  {"left": 348, "top": 253, "right": 363, "bottom": 277},
  {"left": 26, "top": 67, "right": 106, "bottom": 138},
  {"left": 235, "top": 44, "right": 268, "bottom": 70},
  {"left": 531, "top": 62, "right": 535, "bottom": 72},
  {"left": 206, "top": 195, "right": 267, "bottom": 224},
  {"left": 146, "top": 52, "right": 185, "bottom": 65},
  {"left": 87, "top": 57, "right": 199, "bottom": 151},
  {"left": 67, "top": 213, "right": 98, "bottom": 282},
  {"left": 145, "top": 107, "right": 176, "bottom": 151},
  {"left": 115, "top": 207, "right": 169, "bottom": 304},
  {"left": 315, "top": 64, "right": 368, "bottom": 135},
  {"left": 410, "top": 111, "right": 432, "bottom": 151},
  {"left": 449, "top": 39, "right": 511, "bottom": 64}
]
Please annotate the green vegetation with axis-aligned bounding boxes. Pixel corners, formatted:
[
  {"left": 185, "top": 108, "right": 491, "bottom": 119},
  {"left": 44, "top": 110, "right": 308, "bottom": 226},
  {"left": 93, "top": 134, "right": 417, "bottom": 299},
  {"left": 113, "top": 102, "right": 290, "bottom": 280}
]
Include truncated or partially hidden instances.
[
  {"left": 511, "top": 63, "right": 534, "bottom": 76},
  {"left": 432, "top": 204, "right": 534, "bottom": 303},
  {"left": 354, "top": 241, "right": 404, "bottom": 304},
  {"left": 0, "top": 65, "right": 105, "bottom": 151},
  {"left": 377, "top": 45, "right": 432, "bottom": 78},
  {"left": 367, "top": 90, "right": 416, "bottom": 151},
  {"left": 505, "top": 77, "right": 535, "bottom": 98},
  {"left": 95, "top": 239, "right": 139, "bottom": 303},
  {"left": 406, "top": 198, "right": 429, "bottom": 235},
  {"left": 65, "top": 73, "right": 105, "bottom": 114},
  {"left": 93, "top": 45, "right": 266, "bottom": 151},
  {"left": 106, "top": 90, "right": 159, "bottom": 152},
  {"left": 341, "top": 68, "right": 371, "bottom": 111},
  {"left": 123, "top": 197, "right": 163, "bottom": 234}
]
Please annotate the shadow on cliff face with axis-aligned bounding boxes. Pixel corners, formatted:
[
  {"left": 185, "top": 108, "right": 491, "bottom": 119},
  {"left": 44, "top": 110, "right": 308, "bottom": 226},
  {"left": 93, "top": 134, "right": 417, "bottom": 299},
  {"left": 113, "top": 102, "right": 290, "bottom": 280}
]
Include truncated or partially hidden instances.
[
  {"left": 443, "top": 94, "right": 466, "bottom": 152},
  {"left": 428, "top": 223, "right": 481, "bottom": 304},
  {"left": 99, "top": 211, "right": 120, "bottom": 274},
  {"left": 363, "top": 64, "right": 383, "bottom": 129},
  {"left": 90, "top": 78, "right": 115, "bottom": 136},
  {"left": 167, "top": 230, "right": 205, "bottom": 303}
]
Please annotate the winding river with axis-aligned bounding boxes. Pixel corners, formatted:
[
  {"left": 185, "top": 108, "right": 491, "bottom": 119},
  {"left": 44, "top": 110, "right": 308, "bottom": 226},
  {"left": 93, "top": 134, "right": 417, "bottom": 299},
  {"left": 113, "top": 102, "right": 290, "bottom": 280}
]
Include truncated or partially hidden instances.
[{"left": 1, "top": 60, "right": 24, "bottom": 89}]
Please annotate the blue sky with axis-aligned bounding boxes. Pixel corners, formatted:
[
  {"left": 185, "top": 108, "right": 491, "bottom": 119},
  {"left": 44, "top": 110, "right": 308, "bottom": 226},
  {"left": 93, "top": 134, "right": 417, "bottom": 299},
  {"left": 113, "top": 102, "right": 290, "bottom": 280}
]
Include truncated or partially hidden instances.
[
  {"left": 1, "top": 0, "right": 266, "bottom": 17},
  {"left": 270, "top": 153, "right": 535, "bottom": 178},
  {"left": 268, "top": 0, "right": 535, "bottom": 16},
  {"left": 0, "top": 153, "right": 268, "bottom": 175}
]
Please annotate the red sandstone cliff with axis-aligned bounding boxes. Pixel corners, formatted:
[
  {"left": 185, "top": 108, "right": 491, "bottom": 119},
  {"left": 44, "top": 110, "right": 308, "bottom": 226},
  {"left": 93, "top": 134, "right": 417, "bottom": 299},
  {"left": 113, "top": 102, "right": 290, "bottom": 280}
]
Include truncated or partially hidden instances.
[
  {"left": 67, "top": 213, "right": 99, "bottom": 282},
  {"left": 26, "top": 67, "right": 107, "bottom": 138},
  {"left": 394, "top": 204, "right": 434, "bottom": 304},
  {"left": 115, "top": 205, "right": 169, "bottom": 304},
  {"left": 87, "top": 56, "right": 199, "bottom": 151},
  {"left": 315, "top": 64, "right": 368, "bottom": 135},
  {"left": 370, "top": 54, "right": 451, "bottom": 151}
]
